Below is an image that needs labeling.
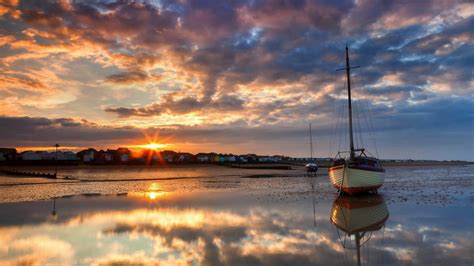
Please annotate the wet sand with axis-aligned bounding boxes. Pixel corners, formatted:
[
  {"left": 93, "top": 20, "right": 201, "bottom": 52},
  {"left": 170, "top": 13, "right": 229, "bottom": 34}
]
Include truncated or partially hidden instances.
[{"left": 0, "top": 165, "right": 472, "bottom": 265}]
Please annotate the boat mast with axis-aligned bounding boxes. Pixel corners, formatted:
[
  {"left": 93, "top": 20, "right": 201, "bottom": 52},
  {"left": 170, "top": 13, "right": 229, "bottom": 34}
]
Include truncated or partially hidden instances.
[
  {"left": 309, "top": 123, "right": 313, "bottom": 161},
  {"left": 345, "top": 45, "right": 355, "bottom": 161}
]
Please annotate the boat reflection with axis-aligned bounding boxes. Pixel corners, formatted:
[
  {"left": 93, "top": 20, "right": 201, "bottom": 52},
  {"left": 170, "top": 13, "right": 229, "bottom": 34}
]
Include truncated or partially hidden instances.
[{"left": 330, "top": 195, "right": 389, "bottom": 266}]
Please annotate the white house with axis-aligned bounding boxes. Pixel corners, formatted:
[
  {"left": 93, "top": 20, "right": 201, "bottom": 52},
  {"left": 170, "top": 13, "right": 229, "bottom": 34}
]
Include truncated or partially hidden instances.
[
  {"left": 225, "top": 155, "right": 236, "bottom": 162},
  {"left": 22, "top": 151, "right": 41, "bottom": 160},
  {"left": 258, "top": 156, "right": 271, "bottom": 162},
  {"left": 83, "top": 151, "right": 95, "bottom": 162},
  {"left": 238, "top": 156, "right": 248, "bottom": 163},
  {"left": 120, "top": 154, "right": 129, "bottom": 162},
  {"left": 163, "top": 154, "right": 173, "bottom": 162},
  {"left": 197, "top": 154, "right": 209, "bottom": 162}
]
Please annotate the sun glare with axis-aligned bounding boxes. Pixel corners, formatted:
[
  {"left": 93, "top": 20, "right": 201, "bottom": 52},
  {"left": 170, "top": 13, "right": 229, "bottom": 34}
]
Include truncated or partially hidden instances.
[
  {"left": 142, "top": 142, "right": 168, "bottom": 150},
  {"left": 129, "top": 142, "right": 168, "bottom": 151}
]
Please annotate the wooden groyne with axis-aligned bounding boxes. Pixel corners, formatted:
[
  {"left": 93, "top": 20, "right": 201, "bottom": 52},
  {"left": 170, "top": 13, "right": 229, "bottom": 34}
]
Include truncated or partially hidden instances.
[{"left": 1, "top": 169, "right": 57, "bottom": 179}]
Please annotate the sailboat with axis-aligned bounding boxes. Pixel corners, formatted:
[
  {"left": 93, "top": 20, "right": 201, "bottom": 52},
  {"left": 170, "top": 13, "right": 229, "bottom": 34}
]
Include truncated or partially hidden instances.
[
  {"left": 305, "top": 123, "right": 318, "bottom": 173},
  {"left": 331, "top": 195, "right": 389, "bottom": 266},
  {"left": 328, "top": 45, "right": 385, "bottom": 194}
]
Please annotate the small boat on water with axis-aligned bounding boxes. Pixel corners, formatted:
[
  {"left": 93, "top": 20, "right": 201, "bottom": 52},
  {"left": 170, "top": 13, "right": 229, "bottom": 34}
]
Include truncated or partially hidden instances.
[
  {"left": 305, "top": 123, "right": 318, "bottom": 173},
  {"left": 331, "top": 195, "right": 389, "bottom": 266},
  {"left": 328, "top": 45, "right": 385, "bottom": 194}
]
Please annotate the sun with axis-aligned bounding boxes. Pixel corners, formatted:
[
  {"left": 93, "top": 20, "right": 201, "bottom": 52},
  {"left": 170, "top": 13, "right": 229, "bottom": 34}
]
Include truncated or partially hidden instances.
[{"left": 134, "top": 142, "right": 168, "bottom": 151}]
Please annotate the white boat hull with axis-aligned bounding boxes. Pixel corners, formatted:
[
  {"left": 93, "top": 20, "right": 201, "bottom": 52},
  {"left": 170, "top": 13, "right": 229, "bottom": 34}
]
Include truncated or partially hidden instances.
[{"left": 329, "top": 165, "right": 384, "bottom": 194}]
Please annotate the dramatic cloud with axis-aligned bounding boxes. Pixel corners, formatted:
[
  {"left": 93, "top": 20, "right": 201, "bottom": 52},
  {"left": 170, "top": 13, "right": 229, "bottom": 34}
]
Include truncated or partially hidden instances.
[
  {"left": 0, "top": 0, "right": 472, "bottom": 159},
  {"left": 104, "top": 71, "right": 162, "bottom": 84}
]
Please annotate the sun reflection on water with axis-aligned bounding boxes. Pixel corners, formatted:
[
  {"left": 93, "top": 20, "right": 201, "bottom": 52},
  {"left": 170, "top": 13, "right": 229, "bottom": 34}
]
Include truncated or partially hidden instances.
[{"left": 128, "top": 183, "right": 170, "bottom": 201}]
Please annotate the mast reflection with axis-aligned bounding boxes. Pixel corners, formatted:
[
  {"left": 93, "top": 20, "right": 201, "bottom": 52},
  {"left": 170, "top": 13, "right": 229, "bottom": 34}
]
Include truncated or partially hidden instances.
[{"left": 330, "top": 195, "right": 389, "bottom": 266}]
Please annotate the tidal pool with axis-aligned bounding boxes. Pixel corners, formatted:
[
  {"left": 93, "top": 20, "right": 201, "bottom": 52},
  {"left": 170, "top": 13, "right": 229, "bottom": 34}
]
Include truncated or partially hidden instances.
[{"left": 0, "top": 166, "right": 472, "bottom": 265}]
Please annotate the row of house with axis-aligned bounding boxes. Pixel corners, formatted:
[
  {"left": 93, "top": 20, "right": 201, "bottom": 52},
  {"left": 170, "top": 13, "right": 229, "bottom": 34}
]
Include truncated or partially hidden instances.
[
  {"left": 0, "top": 147, "right": 289, "bottom": 164},
  {"left": 0, "top": 148, "right": 78, "bottom": 161},
  {"left": 76, "top": 148, "right": 131, "bottom": 163}
]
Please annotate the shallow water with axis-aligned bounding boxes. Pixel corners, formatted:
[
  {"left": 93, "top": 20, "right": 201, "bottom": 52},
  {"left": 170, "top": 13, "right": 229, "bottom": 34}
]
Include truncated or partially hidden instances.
[{"left": 0, "top": 165, "right": 473, "bottom": 265}]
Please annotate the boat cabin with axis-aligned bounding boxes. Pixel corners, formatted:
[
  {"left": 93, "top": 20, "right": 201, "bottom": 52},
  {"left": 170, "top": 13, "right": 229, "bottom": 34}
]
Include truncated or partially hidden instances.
[{"left": 332, "top": 156, "right": 383, "bottom": 171}]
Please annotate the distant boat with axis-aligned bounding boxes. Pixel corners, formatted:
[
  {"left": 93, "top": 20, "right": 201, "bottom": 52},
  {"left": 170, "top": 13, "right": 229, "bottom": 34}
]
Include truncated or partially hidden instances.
[
  {"left": 328, "top": 45, "right": 385, "bottom": 194},
  {"left": 305, "top": 123, "right": 318, "bottom": 173},
  {"left": 331, "top": 195, "right": 389, "bottom": 266}
]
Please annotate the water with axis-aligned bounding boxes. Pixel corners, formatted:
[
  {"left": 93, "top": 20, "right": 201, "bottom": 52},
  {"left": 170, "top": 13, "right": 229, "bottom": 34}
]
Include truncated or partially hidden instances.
[{"left": 0, "top": 165, "right": 472, "bottom": 265}]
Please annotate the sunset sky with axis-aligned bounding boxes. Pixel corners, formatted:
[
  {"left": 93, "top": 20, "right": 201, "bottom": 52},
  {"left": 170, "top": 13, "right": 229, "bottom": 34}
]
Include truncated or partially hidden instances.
[{"left": 0, "top": 0, "right": 472, "bottom": 160}]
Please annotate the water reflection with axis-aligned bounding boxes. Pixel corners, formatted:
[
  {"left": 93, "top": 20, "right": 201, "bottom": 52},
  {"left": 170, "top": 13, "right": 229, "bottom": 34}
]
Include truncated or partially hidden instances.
[
  {"left": 127, "top": 182, "right": 170, "bottom": 201},
  {"left": 50, "top": 197, "right": 58, "bottom": 222},
  {"left": 0, "top": 190, "right": 472, "bottom": 265},
  {"left": 330, "top": 195, "right": 389, "bottom": 266}
]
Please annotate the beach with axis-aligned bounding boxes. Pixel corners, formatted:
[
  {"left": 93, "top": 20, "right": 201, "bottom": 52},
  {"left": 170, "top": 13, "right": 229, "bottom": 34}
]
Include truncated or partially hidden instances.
[{"left": 0, "top": 165, "right": 472, "bottom": 265}]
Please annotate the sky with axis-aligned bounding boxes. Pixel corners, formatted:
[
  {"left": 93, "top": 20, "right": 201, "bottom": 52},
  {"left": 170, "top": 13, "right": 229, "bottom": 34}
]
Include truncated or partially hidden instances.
[{"left": 0, "top": 0, "right": 473, "bottom": 160}]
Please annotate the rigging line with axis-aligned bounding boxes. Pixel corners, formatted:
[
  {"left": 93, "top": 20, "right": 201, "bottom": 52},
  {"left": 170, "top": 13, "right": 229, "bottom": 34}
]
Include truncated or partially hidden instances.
[
  {"left": 336, "top": 97, "right": 343, "bottom": 156},
  {"left": 334, "top": 72, "right": 344, "bottom": 154},
  {"left": 355, "top": 89, "right": 365, "bottom": 150},
  {"left": 337, "top": 96, "right": 345, "bottom": 156},
  {"left": 338, "top": 72, "right": 349, "bottom": 156},
  {"left": 360, "top": 70, "right": 379, "bottom": 158},
  {"left": 354, "top": 66, "right": 375, "bottom": 156},
  {"left": 328, "top": 71, "right": 339, "bottom": 157},
  {"left": 352, "top": 70, "right": 365, "bottom": 150},
  {"left": 353, "top": 96, "right": 362, "bottom": 149},
  {"left": 367, "top": 100, "right": 379, "bottom": 158},
  {"left": 351, "top": 70, "right": 358, "bottom": 149}
]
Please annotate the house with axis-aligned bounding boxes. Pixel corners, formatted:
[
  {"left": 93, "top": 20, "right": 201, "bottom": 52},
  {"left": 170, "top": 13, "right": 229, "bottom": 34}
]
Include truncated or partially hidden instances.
[
  {"left": 21, "top": 151, "right": 42, "bottom": 160},
  {"left": 258, "top": 156, "right": 272, "bottom": 162},
  {"left": 217, "top": 154, "right": 226, "bottom": 163},
  {"left": 177, "top": 152, "right": 194, "bottom": 162},
  {"left": 243, "top": 154, "right": 258, "bottom": 163},
  {"left": 160, "top": 150, "right": 177, "bottom": 163},
  {"left": 61, "top": 151, "right": 78, "bottom": 161},
  {"left": 238, "top": 156, "right": 248, "bottom": 163},
  {"left": 116, "top": 148, "right": 131, "bottom": 162},
  {"left": 120, "top": 154, "right": 129, "bottom": 162},
  {"left": 225, "top": 155, "right": 236, "bottom": 162},
  {"left": 196, "top": 153, "right": 210, "bottom": 162},
  {"left": 104, "top": 151, "right": 114, "bottom": 162},
  {"left": 270, "top": 155, "right": 284, "bottom": 162},
  {"left": 39, "top": 151, "right": 52, "bottom": 160},
  {"left": 77, "top": 148, "right": 99, "bottom": 162},
  {"left": 0, "top": 148, "right": 17, "bottom": 161}
]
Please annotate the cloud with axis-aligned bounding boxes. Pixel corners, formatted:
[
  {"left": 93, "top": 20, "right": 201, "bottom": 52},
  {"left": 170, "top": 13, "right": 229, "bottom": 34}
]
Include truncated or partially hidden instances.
[
  {"left": 104, "top": 71, "right": 161, "bottom": 84},
  {"left": 105, "top": 94, "right": 245, "bottom": 117},
  {"left": 0, "top": 0, "right": 472, "bottom": 159}
]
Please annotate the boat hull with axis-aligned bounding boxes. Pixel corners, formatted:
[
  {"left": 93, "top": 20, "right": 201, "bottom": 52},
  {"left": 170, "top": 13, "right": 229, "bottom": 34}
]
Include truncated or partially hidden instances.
[{"left": 328, "top": 165, "right": 384, "bottom": 194}]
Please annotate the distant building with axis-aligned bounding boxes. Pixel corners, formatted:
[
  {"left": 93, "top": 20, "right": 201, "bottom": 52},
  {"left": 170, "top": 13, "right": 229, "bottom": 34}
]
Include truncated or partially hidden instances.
[
  {"left": 77, "top": 148, "right": 98, "bottom": 162},
  {"left": 225, "top": 155, "right": 236, "bottom": 162},
  {"left": 160, "top": 150, "right": 177, "bottom": 163},
  {"left": 117, "top": 148, "right": 131, "bottom": 162},
  {"left": 0, "top": 148, "right": 17, "bottom": 161},
  {"left": 238, "top": 156, "right": 248, "bottom": 163},
  {"left": 21, "top": 151, "right": 42, "bottom": 160},
  {"left": 178, "top": 152, "right": 194, "bottom": 162},
  {"left": 196, "top": 153, "right": 210, "bottom": 162},
  {"left": 104, "top": 152, "right": 114, "bottom": 162}
]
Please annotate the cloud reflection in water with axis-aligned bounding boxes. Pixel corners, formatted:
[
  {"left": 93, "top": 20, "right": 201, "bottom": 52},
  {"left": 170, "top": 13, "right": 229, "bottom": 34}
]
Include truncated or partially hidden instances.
[{"left": 0, "top": 191, "right": 471, "bottom": 266}]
